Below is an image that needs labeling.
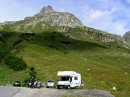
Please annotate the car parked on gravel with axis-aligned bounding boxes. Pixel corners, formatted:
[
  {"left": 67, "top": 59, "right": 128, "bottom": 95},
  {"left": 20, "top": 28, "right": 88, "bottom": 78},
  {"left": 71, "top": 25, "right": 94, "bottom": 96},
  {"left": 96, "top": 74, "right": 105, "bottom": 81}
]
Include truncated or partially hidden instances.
[
  {"left": 46, "top": 80, "right": 55, "bottom": 88},
  {"left": 13, "top": 81, "right": 21, "bottom": 87}
]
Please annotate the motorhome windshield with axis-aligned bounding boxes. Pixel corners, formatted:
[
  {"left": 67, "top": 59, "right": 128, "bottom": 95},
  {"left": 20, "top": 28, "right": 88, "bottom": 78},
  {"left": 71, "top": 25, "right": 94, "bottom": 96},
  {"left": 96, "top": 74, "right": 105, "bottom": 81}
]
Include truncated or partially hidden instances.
[{"left": 60, "top": 76, "right": 72, "bottom": 81}]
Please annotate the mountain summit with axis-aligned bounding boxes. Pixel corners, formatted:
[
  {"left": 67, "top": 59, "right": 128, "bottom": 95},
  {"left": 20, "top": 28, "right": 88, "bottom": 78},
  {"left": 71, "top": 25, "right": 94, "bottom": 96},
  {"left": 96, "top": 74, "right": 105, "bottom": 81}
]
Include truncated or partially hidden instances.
[
  {"left": 0, "top": 5, "right": 84, "bottom": 32},
  {"left": 36, "top": 5, "right": 55, "bottom": 16},
  {"left": 33, "top": 5, "right": 84, "bottom": 28}
]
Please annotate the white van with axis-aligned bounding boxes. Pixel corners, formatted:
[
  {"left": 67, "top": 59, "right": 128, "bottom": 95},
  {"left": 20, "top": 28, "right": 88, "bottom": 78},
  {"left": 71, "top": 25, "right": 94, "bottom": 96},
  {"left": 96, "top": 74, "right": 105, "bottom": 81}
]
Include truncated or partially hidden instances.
[{"left": 57, "top": 71, "right": 81, "bottom": 89}]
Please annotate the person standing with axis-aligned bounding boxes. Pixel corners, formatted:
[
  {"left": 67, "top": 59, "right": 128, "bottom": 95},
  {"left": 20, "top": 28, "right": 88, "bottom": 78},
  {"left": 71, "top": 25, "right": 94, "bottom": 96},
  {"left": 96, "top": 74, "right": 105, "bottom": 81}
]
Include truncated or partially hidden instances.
[{"left": 81, "top": 80, "right": 84, "bottom": 89}]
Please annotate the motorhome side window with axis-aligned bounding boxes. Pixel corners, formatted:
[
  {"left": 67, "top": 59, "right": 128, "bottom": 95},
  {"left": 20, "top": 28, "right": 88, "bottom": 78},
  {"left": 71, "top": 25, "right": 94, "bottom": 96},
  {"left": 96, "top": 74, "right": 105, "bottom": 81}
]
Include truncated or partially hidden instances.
[
  {"left": 60, "top": 77, "right": 70, "bottom": 81},
  {"left": 74, "top": 77, "right": 78, "bottom": 80}
]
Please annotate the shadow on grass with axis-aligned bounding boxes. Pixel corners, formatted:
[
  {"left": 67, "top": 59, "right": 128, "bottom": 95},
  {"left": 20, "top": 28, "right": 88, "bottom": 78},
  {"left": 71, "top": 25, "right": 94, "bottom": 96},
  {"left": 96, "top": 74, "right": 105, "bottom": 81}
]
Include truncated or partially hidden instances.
[{"left": 0, "top": 31, "right": 106, "bottom": 52}]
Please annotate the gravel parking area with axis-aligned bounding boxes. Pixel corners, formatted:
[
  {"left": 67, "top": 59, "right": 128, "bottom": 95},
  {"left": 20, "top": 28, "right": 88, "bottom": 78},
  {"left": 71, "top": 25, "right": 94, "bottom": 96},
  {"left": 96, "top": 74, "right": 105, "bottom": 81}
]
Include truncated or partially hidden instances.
[
  {"left": 0, "top": 86, "right": 19, "bottom": 97},
  {"left": 0, "top": 86, "right": 114, "bottom": 97},
  {"left": 77, "top": 89, "right": 115, "bottom": 97}
]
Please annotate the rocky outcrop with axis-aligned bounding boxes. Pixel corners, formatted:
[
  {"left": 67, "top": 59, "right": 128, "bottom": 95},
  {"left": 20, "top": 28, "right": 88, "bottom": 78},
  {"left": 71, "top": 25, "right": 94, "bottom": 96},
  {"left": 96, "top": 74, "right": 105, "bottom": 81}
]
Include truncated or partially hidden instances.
[
  {"left": 123, "top": 31, "right": 130, "bottom": 42},
  {"left": 6, "top": 5, "right": 84, "bottom": 32},
  {"left": 33, "top": 5, "right": 84, "bottom": 27},
  {"left": 35, "top": 5, "right": 55, "bottom": 16},
  {"left": 40, "top": 12, "right": 83, "bottom": 27},
  {"left": 2, "top": 21, "right": 16, "bottom": 25}
]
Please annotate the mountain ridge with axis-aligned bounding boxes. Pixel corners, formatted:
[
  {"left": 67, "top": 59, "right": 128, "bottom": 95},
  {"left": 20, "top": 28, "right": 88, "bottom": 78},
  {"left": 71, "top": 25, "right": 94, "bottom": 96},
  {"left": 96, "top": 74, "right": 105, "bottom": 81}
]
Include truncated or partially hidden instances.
[
  {"left": 0, "top": 5, "right": 129, "bottom": 48},
  {"left": 123, "top": 31, "right": 130, "bottom": 43},
  {"left": 0, "top": 5, "right": 129, "bottom": 39},
  {"left": 11, "top": 5, "right": 84, "bottom": 31}
]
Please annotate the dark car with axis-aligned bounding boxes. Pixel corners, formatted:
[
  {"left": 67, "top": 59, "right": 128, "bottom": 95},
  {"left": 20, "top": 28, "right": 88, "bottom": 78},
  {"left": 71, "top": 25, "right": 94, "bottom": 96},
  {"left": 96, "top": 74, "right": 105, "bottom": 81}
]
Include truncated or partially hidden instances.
[{"left": 13, "top": 81, "right": 21, "bottom": 87}]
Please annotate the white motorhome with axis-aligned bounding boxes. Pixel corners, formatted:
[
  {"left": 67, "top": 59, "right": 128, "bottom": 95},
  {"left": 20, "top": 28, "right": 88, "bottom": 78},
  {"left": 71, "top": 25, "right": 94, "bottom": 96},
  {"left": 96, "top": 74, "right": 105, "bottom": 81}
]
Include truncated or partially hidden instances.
[{"left": 57, "top": 71, "right": 81, "bottom": 89}]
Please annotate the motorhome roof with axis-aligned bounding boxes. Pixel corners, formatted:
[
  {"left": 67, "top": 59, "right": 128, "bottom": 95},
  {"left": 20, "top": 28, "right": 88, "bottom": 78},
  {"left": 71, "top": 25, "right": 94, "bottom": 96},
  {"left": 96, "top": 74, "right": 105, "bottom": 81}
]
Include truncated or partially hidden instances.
[{"left": 57, "top": 71, "right": 80, "bottom": 76}]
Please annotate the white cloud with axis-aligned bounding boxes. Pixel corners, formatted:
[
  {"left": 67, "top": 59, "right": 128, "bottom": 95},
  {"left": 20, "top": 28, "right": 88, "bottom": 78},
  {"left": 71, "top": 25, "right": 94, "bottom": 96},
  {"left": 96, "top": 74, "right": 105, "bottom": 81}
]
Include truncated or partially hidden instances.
[
  {"left": 127, "top": 0, "right": 130, "bottom": 3},
  {"left": 87, "top": 10, "right": 105, "bottom": 20},
  {"left": 79, "top": 1, "right": 130, "bottom": 36},
  {"left": 85, "top": 7, "right": 116, "bottom": 23},
  {"left": 95, "top": 20, "right": 129, "bottom": 36}
]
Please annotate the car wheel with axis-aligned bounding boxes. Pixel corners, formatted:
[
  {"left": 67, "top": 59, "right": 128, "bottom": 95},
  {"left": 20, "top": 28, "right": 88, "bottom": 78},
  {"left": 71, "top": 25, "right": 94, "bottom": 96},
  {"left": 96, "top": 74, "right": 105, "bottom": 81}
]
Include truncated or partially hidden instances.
[
  {"left": 57, "top": 86, "right": 60, "bottom": 89},
  {"left": 67, "top": 86, "right": 70, "bottom": 89}
]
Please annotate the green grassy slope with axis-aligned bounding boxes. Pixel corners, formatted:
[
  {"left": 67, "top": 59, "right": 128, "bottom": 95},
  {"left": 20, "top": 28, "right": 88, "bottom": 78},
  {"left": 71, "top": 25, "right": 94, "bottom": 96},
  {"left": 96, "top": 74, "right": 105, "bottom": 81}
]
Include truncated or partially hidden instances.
[{"left": 0, "top": 30, "right": 130, "bottom": 97}]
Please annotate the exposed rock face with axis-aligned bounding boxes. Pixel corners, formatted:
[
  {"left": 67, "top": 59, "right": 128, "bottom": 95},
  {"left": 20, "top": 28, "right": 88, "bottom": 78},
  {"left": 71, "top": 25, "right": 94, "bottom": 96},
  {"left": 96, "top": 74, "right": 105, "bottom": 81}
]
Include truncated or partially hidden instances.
[
  {"left": 123, "top": 31, "right": 130, "bottom": 42},
  {"left": 7, "top": 5, "right": 84, "bottom": 32},
  {"left": 33, "top": 5, "right": 84, "bottom": 27},
  {"left": 40, "top": 12, "right": 83, "bottom": 27},
  {"left": 36, "top": 5, "right": 55, "bottom": 16}
]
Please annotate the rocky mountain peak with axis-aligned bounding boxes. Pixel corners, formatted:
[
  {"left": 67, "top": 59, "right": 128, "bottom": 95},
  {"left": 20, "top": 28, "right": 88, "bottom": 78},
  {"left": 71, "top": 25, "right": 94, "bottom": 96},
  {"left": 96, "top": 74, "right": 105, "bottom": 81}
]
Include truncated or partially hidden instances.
[
  {"left": 32, "top": 5, "right": 84, "bottom": 28},
  {"left": 37, "top": 5, "right": 55, "bottom": 16},
  {"left": 123, "top": 31, "right": 130, "bottom": 42},
  {"left": 1, "top": 5, "right": 84, "bottom": 32}
]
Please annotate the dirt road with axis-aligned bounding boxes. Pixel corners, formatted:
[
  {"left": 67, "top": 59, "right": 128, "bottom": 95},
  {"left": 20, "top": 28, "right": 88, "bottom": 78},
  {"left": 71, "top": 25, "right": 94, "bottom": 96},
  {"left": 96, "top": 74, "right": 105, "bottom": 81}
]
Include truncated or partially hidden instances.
[
  {"left": 0, "top": 86, "right": 114, "bottom": 97},
  {"left": 0, "top": 86, "right": 19, "bottom": 97},
  {"left": 13, "top": 87, "right": 68, "bottom": 97},
  {"left": 0, "top": 86, "right": 72, "bottom": 97}
]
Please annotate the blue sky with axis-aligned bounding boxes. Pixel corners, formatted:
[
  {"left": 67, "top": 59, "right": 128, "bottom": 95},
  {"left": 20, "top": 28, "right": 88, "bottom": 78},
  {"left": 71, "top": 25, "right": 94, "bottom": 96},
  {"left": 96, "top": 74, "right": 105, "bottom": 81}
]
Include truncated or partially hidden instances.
[{"left": 0, "top": 0, "right": 130, "bottom": 36}]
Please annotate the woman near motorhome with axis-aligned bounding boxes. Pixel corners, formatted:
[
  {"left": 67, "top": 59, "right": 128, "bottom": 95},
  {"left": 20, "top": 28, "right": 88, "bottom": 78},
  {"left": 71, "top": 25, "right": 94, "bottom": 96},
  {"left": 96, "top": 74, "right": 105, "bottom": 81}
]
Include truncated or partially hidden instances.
[{"left": 81, "top": 80, "right": 84, "bottom": 89}]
